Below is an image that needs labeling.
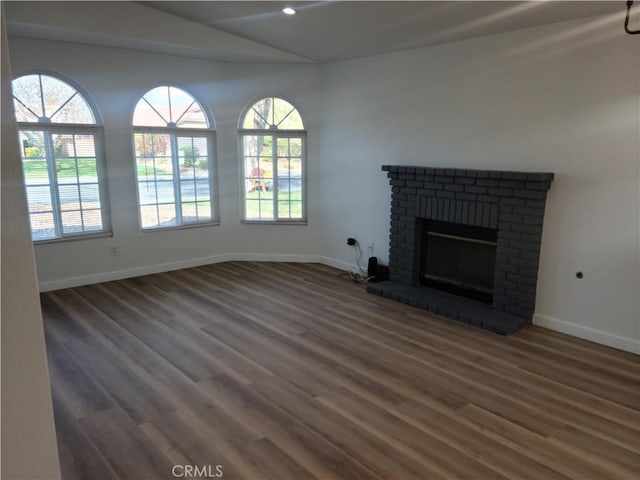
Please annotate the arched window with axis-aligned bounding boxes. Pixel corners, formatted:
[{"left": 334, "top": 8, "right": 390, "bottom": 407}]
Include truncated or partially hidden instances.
[
  {"left": 239, "top": 96, "right": 306, "bottom": 222},
  {"left": 12, "top": 73, "right": 109, "bottom": 241},
  {"left": 132, "top": 86, "right": 217, "bottom": 230}
]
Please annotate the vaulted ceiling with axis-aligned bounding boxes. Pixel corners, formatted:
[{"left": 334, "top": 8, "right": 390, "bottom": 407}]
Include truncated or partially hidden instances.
[{"left": 5, "top": 1, "right": 624, "bottom": 63}]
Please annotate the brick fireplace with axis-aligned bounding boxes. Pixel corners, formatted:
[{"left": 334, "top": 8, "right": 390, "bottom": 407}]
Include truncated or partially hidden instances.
[{"left": 367, "top": 165, "right": 554, "bottom": 334}]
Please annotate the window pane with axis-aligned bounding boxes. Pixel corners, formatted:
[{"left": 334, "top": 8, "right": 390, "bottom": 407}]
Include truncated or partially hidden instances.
[
  {"left": 243, "top": 98, "right": 272, "bottom": 129},
  {"left": 180, "top": 180, "right": 196, "bottom": 202},
  {"left": 141, "top": 87, "right": 171, "bottom": 125},
  {"left": 181, "top": 202, "right": 197, "bottom": 221},
  {"left": 80, "top": 184, "right": 101, "bottom": 209},
  {"left": 49, "top": 91, "right": 94, "bottom": 124},
  {"left": 170, "top": 87, "right": 207, "bottom": 128},
  {"left": 290, "top": 138, "right": 302, "bottom": 156},
  {"left": 243, "top": 135, "right": 260, "bottom": 156},
  {"left": 133, "top": 86, "right": 207, "bottom": 128},
  {"left": 259, "top": 158, "right": 273, "bottom": 178},
  {"left": 134, "top": 133, "right": 172, "bottom": 173},
  {"left": 181, "top": 201, "right": 211, "bottom": 223},
  {"left": 138, "top": 180, "right": 158, "bottom": 205},
  {"left": 30, "top": 212, "right": 56, "bottom": 240},
  {"left": 140, "top": 205, "right": 159, "bottom": 228},
  {"left": 177, "top": 136, "right": 208, "bottom": 173},
  {"left": 245, "top": 199, "right": 260, "bottom": 219},
  {"left": 195, "top": 179, "right": 210, "bottom": 200},
  {"left": 52, "top": 133, "right": 104, "bottom": 234},
  {"left": 132, "top": 99, "right": 167, "bottom": 127},
  {"left": 158, "top": 204, "right": 177, "bottom": 227},
  {"left": 278, "top": 200, "right": 291, "bottom": 219},
  {"left": 197, "top": 201, "right": 211, "bottom": 220},
  {"left": 156, "top": 181, "right": 175, "bottom": 204},
  {"left": 245, "top": 156, "right": 259, "bottom": 177},
  {"left": 71, "top": 134, "right": 96, "bottom": 158},
  {"left": 58, "top": 184, "right": 80, "bottom": 211},
  {"left": 23, "top": 159, "right": 49, "bottom": 180},
  {"left": 290, "top": 158, "right": 302, "bottom": 178},
  {"left": 41, "top": 75, "right": 76, "bottom": 119},
  {"left": 82, "top": 209, "right": 103, "bottom": 231},
  {"left": 290, "top": 178, "right": 303, "bottom": 193},
  {"left": 289, "top": 201, "right": 303, "bottom": 219},
  {"left": 243, "top": 97, "right": 303, "bottom": 131},
  {"left": 259, "top": 136, "right": 273, "bottom": 156},
  {"left": 135, "top": 131, "right": 214, "bottom": 229},
  {"left": 278, "top": 110, "right": 303, "bottom": 130},
  {"left": 260, "top": 200, "right": 274, "bottom": 219},
  {"left": 13, "top": 74, "right": 95, "bottom": 124},
  {"left": 276, "top": 137, "right": 289, "bottom": 154},
  {"left": 273, "top": 98, "right": 302, "bottom": 129},
  {"left": 12, "top": 75, "right": 44, "bottom": 119},
  {"left": 15, "top": 101, "right": 39, "bottom": 122},
  {"left": 61, "top": 210, "right": 83, "bottom": 234},
  {"left": 278, "top": 178, "right": 291, "bottom": 202},
  {"left": 25, "top": 186, "right": 53, "bottom": 214},
  {"left": 169, "top": 87, "right": 195, "bottom": 125}
]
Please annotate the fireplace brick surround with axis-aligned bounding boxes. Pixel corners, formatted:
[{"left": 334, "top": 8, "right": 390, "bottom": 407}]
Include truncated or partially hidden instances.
[{"left": 367, "top": 165, "right": 554, "bottom": 334}]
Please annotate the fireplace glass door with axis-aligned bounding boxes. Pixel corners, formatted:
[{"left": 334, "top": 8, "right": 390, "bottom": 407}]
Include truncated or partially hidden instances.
[{"left": 419, "top": 219, "right": 497, "bottom": 304}]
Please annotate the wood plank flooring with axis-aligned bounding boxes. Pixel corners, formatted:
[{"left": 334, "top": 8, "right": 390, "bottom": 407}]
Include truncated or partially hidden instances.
[{"left": 41, "top": 262, "right": 640, "bottom": 479}]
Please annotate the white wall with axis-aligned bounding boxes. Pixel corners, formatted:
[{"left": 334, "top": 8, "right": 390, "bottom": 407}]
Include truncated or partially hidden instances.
[
  {"left": 317, "top": 17, "right": 640, "bottom": 352},
  {"left": 1, "top": 13, "right": 61, "bottom": 480},
  {"left": 7, "top": 15, "right": 640, "bottom": 353},
  {"left": 7, "top": 37, "right": 323, "bottom": 289}
]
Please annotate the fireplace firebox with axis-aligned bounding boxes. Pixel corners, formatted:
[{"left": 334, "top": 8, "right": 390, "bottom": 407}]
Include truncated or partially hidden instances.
[
  {"left": 368, "top": 165, "right": 554, "bottom": 334},
  {"left": 419, "top": 220, "right": 497, "bottom": 304}
]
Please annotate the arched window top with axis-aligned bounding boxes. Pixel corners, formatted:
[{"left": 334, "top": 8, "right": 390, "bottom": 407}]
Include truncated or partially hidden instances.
[
  {"left": 133, "top": 86, "right": 209, "bottom": 129},
  {"left": 12, "top": 73, "right": 96, "bottom": 124},
  {"left": 241, "top": 96, "right": 304, "bottom": 131}
]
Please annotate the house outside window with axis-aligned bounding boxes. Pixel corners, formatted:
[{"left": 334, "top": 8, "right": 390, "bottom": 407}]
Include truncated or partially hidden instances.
[
  {"left": 132, "top": 86, "right": 217, "bottom": 230},
  {"left": 11, "top": 73, "right": 110, "bottom": 242},
  {"left": 239, "top": 96, "right": 306, "bottom": 223}
]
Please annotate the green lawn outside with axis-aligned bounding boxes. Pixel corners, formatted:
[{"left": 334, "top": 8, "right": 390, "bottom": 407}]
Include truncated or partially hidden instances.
[
  {"left": 245, "top": 190, "right": 302, "bottom": 219},
  {"left": 136, "top": 162, "right": 169, "bottom": 178},
  {"left": 23, "top": 157, "right": 97, "bottom": 179},
  {"left": 23, "top": 157, "right": 168, "bottom": 180}
]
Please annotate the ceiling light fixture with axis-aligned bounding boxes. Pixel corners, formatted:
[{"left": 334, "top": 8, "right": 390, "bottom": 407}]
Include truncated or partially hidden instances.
[{"left": 283, "top": 7, "right": 296, "bottom": 15}]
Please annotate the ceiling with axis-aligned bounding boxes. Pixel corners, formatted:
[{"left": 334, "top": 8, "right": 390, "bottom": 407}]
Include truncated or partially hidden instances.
[{"left": 6, "top": 1, "right": 625, "bottom": 63}]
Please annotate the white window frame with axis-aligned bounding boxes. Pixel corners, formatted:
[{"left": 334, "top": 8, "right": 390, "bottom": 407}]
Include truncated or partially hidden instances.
[
  {"left": 132, "top": 126, "right": 219, "bottom": 232},
  {"left": 238, "top": 97, "right": 307, "bottom": 224},
  {"left": 13, "top": 72, "right": 111, "bottom": 243}
]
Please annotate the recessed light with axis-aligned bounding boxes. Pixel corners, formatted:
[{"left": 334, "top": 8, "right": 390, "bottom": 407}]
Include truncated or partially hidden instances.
[{"left": 283, "top": 7, "right": 296, "bottom": 15}]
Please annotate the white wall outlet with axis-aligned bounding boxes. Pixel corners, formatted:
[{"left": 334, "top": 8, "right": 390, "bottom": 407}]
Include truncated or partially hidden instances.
[
  {"left": 110, "top": 244, "right": 120, "bottom": 256},
  {"left": 366, "top": 241, "right": 374, "bottom": 254}
]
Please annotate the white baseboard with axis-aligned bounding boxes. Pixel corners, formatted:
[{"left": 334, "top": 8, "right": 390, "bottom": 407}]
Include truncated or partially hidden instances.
[
  {"left": 533, "top": 314, "right": 640, "bottom": 354},
  {"left": 38, "top": 253, "right": 322, "bottom": 292},
  {"left": 319, "top": 255, "right": 357, "bottom": 272}
]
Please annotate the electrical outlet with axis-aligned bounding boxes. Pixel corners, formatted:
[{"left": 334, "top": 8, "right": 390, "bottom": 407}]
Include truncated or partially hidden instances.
[
  {"left": 110, "top": 245, "right": 120, "bottom": 256},
  {"left": 366, "top": 241, "right": 374, "bottom": 254}
]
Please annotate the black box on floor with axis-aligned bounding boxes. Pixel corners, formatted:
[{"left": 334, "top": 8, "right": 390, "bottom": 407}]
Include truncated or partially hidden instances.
[{"left": 367, "top": 257, "right": 389, "bottom": 283}]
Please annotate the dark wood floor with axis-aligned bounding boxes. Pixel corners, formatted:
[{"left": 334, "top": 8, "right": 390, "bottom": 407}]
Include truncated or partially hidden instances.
[{"left": 42, "top": 262, "right": 640, "bottom": 480}]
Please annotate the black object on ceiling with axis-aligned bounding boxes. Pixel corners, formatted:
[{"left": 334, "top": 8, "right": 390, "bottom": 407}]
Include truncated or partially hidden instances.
[{"left": 625, "top": 1, "right": 640, "bottom": 34}]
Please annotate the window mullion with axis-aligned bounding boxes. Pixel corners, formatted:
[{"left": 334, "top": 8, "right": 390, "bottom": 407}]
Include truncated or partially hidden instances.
[
  {"left": 44, "top": 132, "right": 62, "bottom": 238},
  {"left": 170, "top": 134, "right": 182, "bottom": 225},
  {"left": 272, "top": 134, "right": 278, "bottom": 220}
]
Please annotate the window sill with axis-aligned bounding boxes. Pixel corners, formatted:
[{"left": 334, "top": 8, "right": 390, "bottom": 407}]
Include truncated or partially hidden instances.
[
  {"left": 241, "top": 220, "right": 307, "bottom": 225},
  {"left": 33, "top": 231, "right": 113, "bottom": 245},
  {"left": 140, "top": 221, "right": 220, "bottom": 234}
]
